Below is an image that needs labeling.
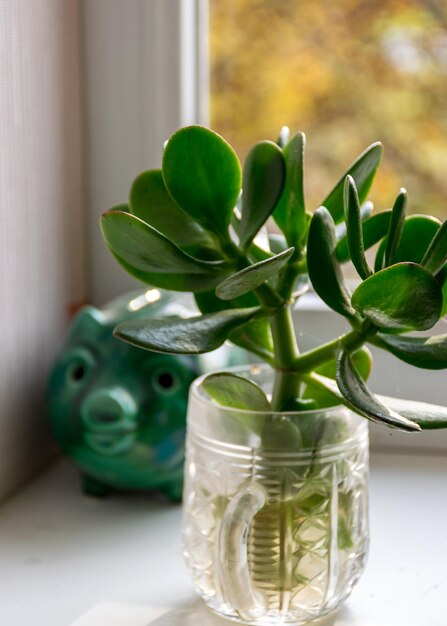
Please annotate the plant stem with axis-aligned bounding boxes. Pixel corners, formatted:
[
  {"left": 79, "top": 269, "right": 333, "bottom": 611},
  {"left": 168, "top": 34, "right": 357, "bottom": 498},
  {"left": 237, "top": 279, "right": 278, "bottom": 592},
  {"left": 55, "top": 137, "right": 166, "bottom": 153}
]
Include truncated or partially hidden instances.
[
  {"left": 278, "top": 258, "right": 307, "bottom": 300},
  {"left": 271, "top": 305, "right": 300, "bottom": 367},
  {"left": 270, "top": 304, "right": 301, "bottom": 410},
  {"left": 293, "top": 328, "right": 370, "bottom": 373}
]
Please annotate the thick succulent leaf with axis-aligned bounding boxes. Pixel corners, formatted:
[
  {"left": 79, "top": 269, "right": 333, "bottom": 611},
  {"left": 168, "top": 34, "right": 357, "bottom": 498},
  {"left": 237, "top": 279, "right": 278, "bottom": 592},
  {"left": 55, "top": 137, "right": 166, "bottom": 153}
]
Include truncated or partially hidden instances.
[
  {"left": 216, "top": 248, "right": 294, "bottom": 300},
  {"left": 234, "top": 225, "right": 274, "bottom": 263},
  {"left": 336, "top": 201, "right": 373, "bottom": 241},
  {"left": 195, "top": 290, "right": 274, "bottom": 360},
  {"left": 387, "top": 215, "right": 441, "bottom": 265},
  {"left": 129, "top": 169, "right": 213, "bottom": 248},
  {"left": 337, "top": 209, "right": 391, "bottom": 263},
  {"left": 373, "top": 333, "right": 447, "bottom": 369},
  {"left": 162, "top": 126, "right": 242, "bottom": 237},
  {"left": 377, "top": 396, "right": 447, "bottom": 430},
  {"left": 239, "top": 141, "right": 286, "bottom": 249},
  {"left": 297, "top": 389, "right": 335, "bottom": 410},
  {"left": 101, "top": 210, "right": 221, "bottom": 274},
  {"left": 268, "top": 233, "right": 288, "bottom": 254},
  {"left": 384, "top": 188, "right": 407, "bottom": 267},
  {"left": 421, "top": 219, "right": 447, "bottom": 276},
  {"left": 114, "top": 307, "right": 260, "bottom": 355},
  {"left": 229, "top": 318, "right": 275, "bottom": 361},
  {"left": 272, "top": 132, "right": 307, "bottom": 247},
  {"left": 343, "top": 175, "right": 372, "bottom": 279},
  {"left": 352, "top": 262, "right": 442, "bottom": 331},
  {"left": 317, "top": 346, "right": 372, "bottom": 381},
  {"left": 307, "top": 207, "right": 356, "bottom": 318},
  {"left": 302, "top": 346, "right": 372, "bottom": 408},
  {"left": 336, "top": 348, "right": 420, "bottom": 431},
  {"left": 442, "top": 272, "right": 447, "bottom": 317},
  {"left": 375, "top": 214, "right": 440, "bottom": 271},
  {"left": 110, "top": 203, "right": 130, "bottom": 213},
  {"left": 320, "top": 142, "right": 383, "bottom": 224},
  {"left": 100, "top": 210, "right": 228, "bottom": 292},
  {"left": 202, "top": 372, "right": 271, "bottom": 411},
  {"left": 248, "top": 242, "right": 274, "bottom": 263},
  {"left": 108, "top": 251, "right": 226, "bottom": 293}
]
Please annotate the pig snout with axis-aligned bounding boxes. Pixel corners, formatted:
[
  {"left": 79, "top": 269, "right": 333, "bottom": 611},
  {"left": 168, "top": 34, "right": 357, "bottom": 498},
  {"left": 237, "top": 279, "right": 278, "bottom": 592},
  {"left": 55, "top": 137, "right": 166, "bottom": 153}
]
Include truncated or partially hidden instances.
[{"left": 81, "top": 387, "right": 138, "bottom": 455}]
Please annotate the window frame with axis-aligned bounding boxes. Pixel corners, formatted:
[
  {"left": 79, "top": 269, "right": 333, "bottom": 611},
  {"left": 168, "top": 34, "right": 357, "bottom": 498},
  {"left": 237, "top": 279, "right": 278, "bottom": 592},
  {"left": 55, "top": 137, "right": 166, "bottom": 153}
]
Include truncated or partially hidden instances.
[{"left": 82, "top": 0, "right": 208, "bottom": 303}]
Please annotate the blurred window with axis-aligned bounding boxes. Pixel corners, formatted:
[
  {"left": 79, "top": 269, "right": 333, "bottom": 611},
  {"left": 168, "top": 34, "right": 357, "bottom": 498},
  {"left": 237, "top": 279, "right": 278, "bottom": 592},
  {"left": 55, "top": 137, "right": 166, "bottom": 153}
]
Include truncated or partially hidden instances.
[{"left": 210, "top": 0, "right": 447, "bottom": 220}]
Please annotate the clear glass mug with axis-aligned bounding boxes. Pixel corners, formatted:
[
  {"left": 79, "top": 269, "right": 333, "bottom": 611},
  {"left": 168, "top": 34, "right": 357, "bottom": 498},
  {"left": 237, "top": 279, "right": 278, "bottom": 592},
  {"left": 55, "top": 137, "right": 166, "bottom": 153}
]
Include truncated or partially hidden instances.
[{"left": 182, "top": 365, "right": 369, "bottom": 625}]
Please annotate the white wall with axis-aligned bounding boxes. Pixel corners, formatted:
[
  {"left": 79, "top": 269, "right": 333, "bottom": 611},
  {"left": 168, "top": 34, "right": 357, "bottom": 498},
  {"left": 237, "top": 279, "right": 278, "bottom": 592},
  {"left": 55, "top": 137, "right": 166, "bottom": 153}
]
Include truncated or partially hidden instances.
[
  {"left": 82, "top": 0, "right": 207, "bottom": 304},
  {"left": 0, "top": 0, "right": 86, "bottom": 500}
]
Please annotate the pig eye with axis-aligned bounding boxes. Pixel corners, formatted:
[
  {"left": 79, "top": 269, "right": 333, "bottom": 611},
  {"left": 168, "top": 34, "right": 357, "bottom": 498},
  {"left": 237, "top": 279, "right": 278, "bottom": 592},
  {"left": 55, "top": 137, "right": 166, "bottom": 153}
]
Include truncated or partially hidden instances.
[
  {"left": 65, "top": 348, "right": 96, "bottom": 387},
  {"left": 71, "top": 365, "right": 86, "bottom": 382},
  {"left": 152, "top": 369, "right": 180, "bottom": 395}
]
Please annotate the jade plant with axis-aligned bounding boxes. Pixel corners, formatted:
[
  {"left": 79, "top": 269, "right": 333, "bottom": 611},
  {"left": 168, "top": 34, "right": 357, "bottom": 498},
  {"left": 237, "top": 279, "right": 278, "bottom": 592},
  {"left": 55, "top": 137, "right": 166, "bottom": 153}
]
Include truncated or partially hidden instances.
[{"left": 100, "top": 125, "right": 447, "bottom": 430}]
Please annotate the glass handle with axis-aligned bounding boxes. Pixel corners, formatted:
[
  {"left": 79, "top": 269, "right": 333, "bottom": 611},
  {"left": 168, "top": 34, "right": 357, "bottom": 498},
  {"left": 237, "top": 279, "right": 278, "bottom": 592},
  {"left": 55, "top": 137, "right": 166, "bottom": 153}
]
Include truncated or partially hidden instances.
[{"left": 217, "top": 482, "right": 267, "bottom": 620}]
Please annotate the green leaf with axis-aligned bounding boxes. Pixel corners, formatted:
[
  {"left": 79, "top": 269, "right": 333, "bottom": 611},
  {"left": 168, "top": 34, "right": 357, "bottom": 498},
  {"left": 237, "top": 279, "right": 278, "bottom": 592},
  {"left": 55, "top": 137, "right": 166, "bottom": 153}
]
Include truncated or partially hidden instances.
[
  {"left": 110, "top": 203, "right": 130, "bottom": 213},
  {"left": 195, "top": 290, "right": 274, "bottom": 361},
  {"left": 421, "top": 219, "right": 447, "bottom": 276},
  {"left": 352, "top": 262, "right": 443, "bottom": 332},
  {"left": 109, "top": 254, "right": 221, "bottom": 293},
  {"left": 114, "top": 307, "right": 260, "bottom": 355},
  {"left": 100, "top": 210, "right": 228, "bottom": 292},
  {"left": 302, "top": 346, "right": 372, "bottom": 408},
  {"left": 337, "top": 209, "right": 391, "bottom": 263},
  {"left": 162, "top": 125, "right": 242, "bottom": 237},
  {"left": 343, "top": 175, "right": 372, "bottom": 279},
  {"left": 336, "top": 201, "right": 373, "bottom": 241},
  {"left": 216, "top": 248, "right": 294, "bottom": 300},
  {"left": 272, "top": 132, "right": 307, "bottom": 247},
  {"left": 336, "top": 348, "right": 420, "bottom": 431},
  {"left": 247, "top": 241, "right": 274, "bottom": 263},
  {"left": 377, "top": 396, "right": 447, "bottom": 430},
  {"left": 101, "top": 210, "right": 218, "bottom": 274},
  {"left": 375, "top": 214, "right": 441, "bottom": 271},
  {"left": 268, "top": 233, "right": 288, "bottom": 254},
  {"left": 373, "top": 333, "right": 447, "bottom": 370},
  {"left": 239, "top": 141, "right": 286, "bottom": 248},
  {"left": 442, "top": 272, "right": 447, "bottom": 317},
  {"left": 395, "top": 215, "right": 442, "bottom": 263},
  {"left": 202, "top": 372, "right": 271, "bottom": 411},
  {"left": 307, "top": 207, "right": 356, "bottom": 318},
  {"left": 384, "top": 188, "right": 407, "bottom": 267},
  {"left": 317, "top": 346, "right": 372, "bottom": 381},
  {"left": 230, "top": 318, "right": 275, "bottom": 361},
  {"left": 129, "top": 169, "right": 213, "bottom": 249},
  {"left": 321, "top": 142, "right": 383, "bottom": 224}
]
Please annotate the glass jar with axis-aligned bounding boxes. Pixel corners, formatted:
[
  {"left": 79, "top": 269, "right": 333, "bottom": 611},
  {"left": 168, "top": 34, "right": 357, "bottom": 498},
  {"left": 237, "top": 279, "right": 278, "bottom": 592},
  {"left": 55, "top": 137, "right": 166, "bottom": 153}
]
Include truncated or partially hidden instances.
[{"left": 182, "top": 365, "right": 369, "bottom": 625}]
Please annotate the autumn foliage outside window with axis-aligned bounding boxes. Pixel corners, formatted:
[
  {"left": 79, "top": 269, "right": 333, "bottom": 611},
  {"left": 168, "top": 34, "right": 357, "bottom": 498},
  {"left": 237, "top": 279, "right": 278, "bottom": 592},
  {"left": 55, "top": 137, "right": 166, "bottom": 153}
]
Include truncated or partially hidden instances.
[{"left": 210, "top": 0, "right": 447, "bottom": 220}]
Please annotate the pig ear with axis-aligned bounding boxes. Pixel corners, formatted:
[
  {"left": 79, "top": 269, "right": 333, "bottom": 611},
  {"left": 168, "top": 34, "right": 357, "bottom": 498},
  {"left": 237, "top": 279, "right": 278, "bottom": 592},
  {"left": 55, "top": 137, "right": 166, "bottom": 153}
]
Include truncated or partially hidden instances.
[
  {"left": 99, "top": 288, "right": 165, "bottom": 324},
  {"left": 66, "top": 305, "right": 106, "bottom": 339}
]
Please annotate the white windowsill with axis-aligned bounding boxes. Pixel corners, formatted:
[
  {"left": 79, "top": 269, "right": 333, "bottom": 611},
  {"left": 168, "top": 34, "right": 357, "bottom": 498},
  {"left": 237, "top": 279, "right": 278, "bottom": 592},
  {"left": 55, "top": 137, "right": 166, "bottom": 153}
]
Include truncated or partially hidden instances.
[{"left": 2, "top": 454, "right": 447, "bottom": 626}]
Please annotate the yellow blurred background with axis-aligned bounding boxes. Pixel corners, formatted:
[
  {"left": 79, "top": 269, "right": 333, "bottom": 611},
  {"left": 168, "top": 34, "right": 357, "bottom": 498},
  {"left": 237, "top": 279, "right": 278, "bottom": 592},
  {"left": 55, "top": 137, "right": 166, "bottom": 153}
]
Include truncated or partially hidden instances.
[{"left": 210, "top": 0, "right": 447, "bottom": 219}]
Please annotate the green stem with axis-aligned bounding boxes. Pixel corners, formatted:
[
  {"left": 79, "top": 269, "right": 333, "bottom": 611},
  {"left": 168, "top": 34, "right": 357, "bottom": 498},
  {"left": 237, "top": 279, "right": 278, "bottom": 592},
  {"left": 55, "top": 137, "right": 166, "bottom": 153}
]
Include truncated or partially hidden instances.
[
  {"left": 254, "top": 283, "right": 284, "bottom": 309},
  {"left": 278, "top": 258, "right": 307, "bottom": 300},
  {"left": 271, "top": 305, "right": 300, "bottom": 367},
  {"left": 293, "top": 329, "right": 368, "bottom": 373},
  {"left": 270, "top": 304, "right": 301, "bottom": 410}
]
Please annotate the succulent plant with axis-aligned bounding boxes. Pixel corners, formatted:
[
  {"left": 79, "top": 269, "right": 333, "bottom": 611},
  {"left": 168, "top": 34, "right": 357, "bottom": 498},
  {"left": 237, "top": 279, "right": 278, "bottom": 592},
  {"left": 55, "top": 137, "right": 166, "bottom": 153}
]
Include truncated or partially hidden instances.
[{"left": 101, "top": 125, "right": 447, "bottom": 431}]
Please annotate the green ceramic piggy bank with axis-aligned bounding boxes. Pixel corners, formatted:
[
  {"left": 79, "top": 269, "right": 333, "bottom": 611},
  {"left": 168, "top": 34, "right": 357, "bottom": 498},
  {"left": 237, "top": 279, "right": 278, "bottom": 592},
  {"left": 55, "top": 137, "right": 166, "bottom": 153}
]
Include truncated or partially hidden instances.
[{"left": 48, "top": 289, "right": 235, "bottom": 501}]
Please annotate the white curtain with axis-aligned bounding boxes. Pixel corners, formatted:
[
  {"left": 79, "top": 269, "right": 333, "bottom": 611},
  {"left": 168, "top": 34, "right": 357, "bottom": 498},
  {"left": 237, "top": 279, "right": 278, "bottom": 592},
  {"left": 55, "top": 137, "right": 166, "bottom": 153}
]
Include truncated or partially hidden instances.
[{"left": 0, "top": 0, "right": 86, "bottom": 500}]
